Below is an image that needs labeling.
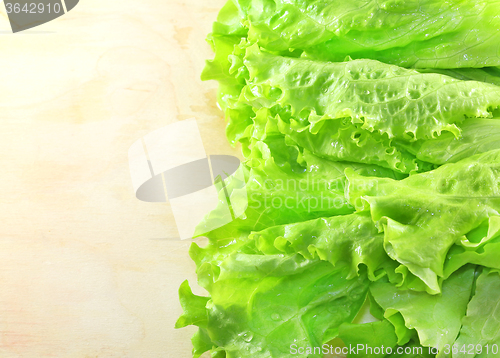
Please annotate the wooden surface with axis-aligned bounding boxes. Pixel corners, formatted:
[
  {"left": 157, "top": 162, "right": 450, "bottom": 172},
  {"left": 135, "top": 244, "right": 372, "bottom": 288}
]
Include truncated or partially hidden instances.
[{"left": 0, "top": 0, "right": 233, "bottom": 357}]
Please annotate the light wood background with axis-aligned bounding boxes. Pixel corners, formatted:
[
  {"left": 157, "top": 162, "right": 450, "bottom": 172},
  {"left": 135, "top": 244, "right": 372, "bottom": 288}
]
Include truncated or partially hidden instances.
[{"left": 0, "top": 0, "right": 235, "bottom": 357}]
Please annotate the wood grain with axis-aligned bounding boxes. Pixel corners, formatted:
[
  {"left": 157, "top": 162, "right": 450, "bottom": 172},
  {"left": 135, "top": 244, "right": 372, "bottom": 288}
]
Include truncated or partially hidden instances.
[{"left": 0, "top": 0, "right": 231, "bottom": 357}]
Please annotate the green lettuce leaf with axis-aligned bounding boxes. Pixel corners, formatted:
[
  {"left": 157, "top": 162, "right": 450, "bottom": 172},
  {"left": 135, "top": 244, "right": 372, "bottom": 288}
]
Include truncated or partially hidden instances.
[
  {"left": 454, "top": 270, "right": 500, "bottom": 358},
  {"left": 236, "top": 0, "right": 500, "bottom": 68},
  {"left": 183, "top": 259, "right": 369, "bottom": 357},
  {"left": 250, "top": 212, "right": 389, "bottom": 280},
  {"left": 409, "top": 119, "right": 500, "bottom": 165},
  {"left": 443, "top": 216, "right": 500, "bottom": 277},
  {"left": 338, "top": 319, "right": 398, "bottom": 358},
  {"left": 280, "top": 116, "right": 429, "bottom": 174},
  {"left": 347, "top": 149, "right": 500, "bottom": 293},
  {"left": 176, "top": 281, "right": 216, "bottom": 357},
  {"left": 417, "top": 67, "right": 500, "bottom": 87},
  {"left": 371, "top": 265, "right": 475, "bottom": 357},
  {"left": 243, "top": 45, "right": 500, "bottom": 141}
]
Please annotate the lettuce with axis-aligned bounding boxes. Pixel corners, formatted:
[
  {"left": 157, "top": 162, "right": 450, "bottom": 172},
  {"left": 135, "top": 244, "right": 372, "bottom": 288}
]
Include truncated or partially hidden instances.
[
  {"left": 237, "top": 0, "right": 500, "bottom": 69},
  {"left": 243, "top": 46, "right": 500, "bottom": 141},
  {"left": 177, "top": 1, "right": 500, "bottom": 357},
  {"left": 370, "top": 265, "right": 475, "bottom": 357},
  {"left": 179, "top": 247, "right": 371, "bottom": 357},
  {"left": 346, "top": 149, "right": 500, "bottom": 293},
  {"left": 453, "top": 269, "right": 500, "bottom": 358},
  {"left": 409, "top": 119, "right": 500, "bottom": 165}
]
